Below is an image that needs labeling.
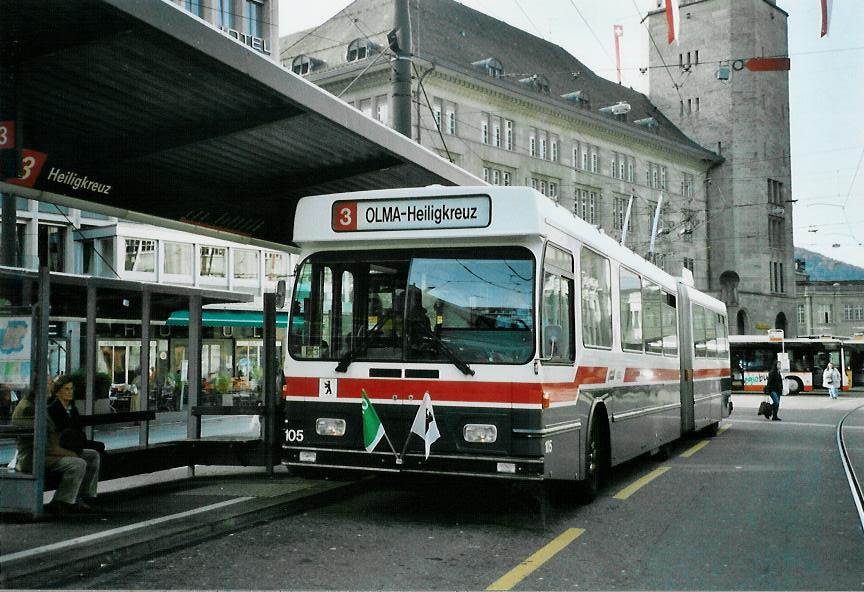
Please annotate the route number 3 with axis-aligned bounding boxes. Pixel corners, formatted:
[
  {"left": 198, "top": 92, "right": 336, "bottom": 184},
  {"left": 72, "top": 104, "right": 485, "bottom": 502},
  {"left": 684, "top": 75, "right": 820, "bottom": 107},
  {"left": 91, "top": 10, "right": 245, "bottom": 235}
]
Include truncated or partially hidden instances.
[
  {"left": 5, "top": 148, "right": 48, "bottom": 188},
  {"left": 285, "top": 429, "right": 304, "bottom": 442},
  {"left": 0, "top": 121, "right": 13, "bottom": 148},
  {"left": 331, "top": 201, "right": 358, "bottom": 231}
]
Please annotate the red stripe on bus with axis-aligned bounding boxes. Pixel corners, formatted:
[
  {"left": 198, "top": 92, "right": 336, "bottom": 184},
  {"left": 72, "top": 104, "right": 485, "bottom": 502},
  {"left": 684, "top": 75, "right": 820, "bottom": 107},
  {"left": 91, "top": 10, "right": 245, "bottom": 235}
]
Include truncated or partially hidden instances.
[
  {"left": 623, "top": 367, "right": 680, "bottom": 382},
  {"left": 283, "top": 366, "right": 611, "bottom": 405},
  {"left": 693, "top": 368, "right": 730, "bottom": 379}
]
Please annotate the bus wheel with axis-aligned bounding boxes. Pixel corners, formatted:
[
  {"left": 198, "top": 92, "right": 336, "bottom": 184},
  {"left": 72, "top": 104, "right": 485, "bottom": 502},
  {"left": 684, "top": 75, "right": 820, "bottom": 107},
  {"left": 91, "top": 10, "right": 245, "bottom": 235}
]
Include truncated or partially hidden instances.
[
  {"left": 575, "top": 415, "right": 607, "bottom": 503},
  {"left": 786, "top": 377, "right": 803, "bottom": 395},
  {"left": 701, "top": 422, "right": 719, "bottom": 437}
]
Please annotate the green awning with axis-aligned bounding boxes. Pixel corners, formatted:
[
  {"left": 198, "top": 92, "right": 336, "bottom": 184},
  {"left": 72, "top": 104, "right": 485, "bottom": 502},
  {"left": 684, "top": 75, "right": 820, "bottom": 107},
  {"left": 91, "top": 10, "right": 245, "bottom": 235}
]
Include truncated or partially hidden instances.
[{"left": 166, "top": 310, "right": 288, "bottom": 328}]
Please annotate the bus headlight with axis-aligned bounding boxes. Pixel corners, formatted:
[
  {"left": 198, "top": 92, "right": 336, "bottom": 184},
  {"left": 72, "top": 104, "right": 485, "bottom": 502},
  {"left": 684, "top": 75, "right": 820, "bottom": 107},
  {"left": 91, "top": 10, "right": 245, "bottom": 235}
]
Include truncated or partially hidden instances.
[
  {"left": 316, "top": 418, "right": 346, "bottom": 436},
  {"left": 463, "top": 424, "right": 497, "bottom": 443}
]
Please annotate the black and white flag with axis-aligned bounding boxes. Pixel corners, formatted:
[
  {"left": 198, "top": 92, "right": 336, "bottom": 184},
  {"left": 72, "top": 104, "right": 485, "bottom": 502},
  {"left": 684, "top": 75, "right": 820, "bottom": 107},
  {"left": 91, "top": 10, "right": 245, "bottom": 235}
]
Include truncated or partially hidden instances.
[{"left": 410, "top": 392, "right": 441, "bottom": 459}]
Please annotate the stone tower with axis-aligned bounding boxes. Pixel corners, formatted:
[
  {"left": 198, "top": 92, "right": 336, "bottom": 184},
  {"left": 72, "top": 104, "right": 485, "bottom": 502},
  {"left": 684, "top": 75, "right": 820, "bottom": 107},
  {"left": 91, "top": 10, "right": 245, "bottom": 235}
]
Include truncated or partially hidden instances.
[{"left": 647, "top": 0, "right": 796, "bottom": 336}]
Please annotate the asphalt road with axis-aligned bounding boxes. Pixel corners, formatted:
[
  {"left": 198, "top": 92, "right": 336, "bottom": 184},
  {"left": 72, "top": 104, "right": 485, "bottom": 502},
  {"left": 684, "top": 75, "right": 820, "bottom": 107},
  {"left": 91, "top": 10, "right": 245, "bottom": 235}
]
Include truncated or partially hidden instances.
[{"left": 61, "top": 395, "right": 864, "bottom": 590}]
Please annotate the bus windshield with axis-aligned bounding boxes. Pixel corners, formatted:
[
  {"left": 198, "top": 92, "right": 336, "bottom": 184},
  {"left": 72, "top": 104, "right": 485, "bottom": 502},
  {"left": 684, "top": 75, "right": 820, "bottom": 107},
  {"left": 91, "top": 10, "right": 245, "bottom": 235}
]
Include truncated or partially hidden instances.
[{"left": 288, "top": 247, "right": 535, "bottom": 366}]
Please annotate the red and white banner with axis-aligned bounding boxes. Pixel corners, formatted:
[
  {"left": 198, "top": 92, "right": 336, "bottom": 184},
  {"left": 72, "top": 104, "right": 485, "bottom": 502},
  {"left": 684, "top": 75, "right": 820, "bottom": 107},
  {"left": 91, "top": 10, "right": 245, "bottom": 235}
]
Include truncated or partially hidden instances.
[
  {"left": 665, "top": 0, "right": 680, "bottom": 45},
  {"left": 613, "top": 25, "right": 624, "bottom": 84},
  {"left": 820, "top": 0, "right": 833, "bottom": 37}
]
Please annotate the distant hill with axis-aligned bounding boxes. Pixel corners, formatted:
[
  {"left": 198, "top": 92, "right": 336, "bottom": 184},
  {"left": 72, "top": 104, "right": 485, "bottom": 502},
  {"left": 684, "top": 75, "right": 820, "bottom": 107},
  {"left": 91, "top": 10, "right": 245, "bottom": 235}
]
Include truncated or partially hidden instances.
[{"left": 794, "top": 247, "right": 864, "bottom": 281}]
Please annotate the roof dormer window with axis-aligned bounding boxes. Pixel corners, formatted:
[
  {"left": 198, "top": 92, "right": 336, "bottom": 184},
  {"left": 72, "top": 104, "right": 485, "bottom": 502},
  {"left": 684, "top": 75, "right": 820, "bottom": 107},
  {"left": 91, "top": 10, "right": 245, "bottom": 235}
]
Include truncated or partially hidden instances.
[
  {"left": 519, "top": 74, "right": 550, "bottom": 95},
  {"left": 471, "top": 57, "right": 503, "bottom": 78},
  {"left": 291, "top": 55, "right": 314, "bottom": 76},
  {"left": 347, "top": 39, "right": 374, "bottom": 62}
]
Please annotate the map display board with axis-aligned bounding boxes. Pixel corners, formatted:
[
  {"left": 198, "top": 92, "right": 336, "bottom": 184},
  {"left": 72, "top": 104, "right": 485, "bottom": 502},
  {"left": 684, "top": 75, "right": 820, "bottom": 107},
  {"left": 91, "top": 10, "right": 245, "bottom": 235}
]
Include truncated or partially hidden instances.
[{"left": 0, "top": 315, "right": 33, "bottom": 388}]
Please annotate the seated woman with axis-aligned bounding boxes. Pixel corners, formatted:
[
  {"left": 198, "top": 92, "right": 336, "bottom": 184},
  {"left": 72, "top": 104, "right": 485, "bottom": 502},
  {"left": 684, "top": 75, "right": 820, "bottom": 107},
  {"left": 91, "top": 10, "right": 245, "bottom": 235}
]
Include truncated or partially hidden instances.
[{"left": 12, "top": 376, "right": 102, "bottom": 516}]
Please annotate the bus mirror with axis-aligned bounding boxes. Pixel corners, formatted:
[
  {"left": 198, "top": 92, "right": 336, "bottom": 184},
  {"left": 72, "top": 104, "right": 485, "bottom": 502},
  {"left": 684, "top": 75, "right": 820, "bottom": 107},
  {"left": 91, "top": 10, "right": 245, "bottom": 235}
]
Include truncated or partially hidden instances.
[{"left": 543, "top": 324, "right": 562, "bottom": 358}]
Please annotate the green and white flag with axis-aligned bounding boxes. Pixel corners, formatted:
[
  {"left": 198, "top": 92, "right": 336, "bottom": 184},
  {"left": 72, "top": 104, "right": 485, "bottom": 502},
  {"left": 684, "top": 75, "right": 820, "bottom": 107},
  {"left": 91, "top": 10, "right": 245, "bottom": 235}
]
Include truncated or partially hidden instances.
[{"left": 361, "top": 389, "right": 386, "bottom": 452}]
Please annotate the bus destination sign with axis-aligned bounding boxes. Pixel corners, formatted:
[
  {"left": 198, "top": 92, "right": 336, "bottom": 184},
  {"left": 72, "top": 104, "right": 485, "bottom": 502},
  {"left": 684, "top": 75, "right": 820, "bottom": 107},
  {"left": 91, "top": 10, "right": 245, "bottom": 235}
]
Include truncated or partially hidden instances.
[{"left": 332, "top": 195, "right": 491, "bottom": 232}]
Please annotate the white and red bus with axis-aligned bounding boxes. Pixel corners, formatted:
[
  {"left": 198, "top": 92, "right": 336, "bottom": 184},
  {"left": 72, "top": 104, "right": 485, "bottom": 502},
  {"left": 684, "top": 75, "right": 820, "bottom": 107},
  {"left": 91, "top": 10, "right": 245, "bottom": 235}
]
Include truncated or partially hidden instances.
[
  {"left": 729, "top": 334, "right": 851, "bottom": 393},
  {"left": 282, "top": 186, "right": 731, "bottom": 499}
]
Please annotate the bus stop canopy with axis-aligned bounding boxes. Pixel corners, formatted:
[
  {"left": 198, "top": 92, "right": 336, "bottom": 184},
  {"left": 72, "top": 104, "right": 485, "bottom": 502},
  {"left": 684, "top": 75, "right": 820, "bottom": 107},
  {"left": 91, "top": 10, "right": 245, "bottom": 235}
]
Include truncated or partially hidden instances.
[{"left": 0, "top": 0, "right": 481, "bottom": 251}]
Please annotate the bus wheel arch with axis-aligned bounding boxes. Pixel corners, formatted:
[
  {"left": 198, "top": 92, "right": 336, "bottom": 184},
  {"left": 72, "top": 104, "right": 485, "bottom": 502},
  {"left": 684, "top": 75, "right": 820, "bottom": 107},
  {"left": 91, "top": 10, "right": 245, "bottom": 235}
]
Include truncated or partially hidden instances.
[
  {"left": 786, "top": 376, "right": 803, "bottom": 395},
  {"left": 576, "top": 402, "right": 610, "bottom": 503}
]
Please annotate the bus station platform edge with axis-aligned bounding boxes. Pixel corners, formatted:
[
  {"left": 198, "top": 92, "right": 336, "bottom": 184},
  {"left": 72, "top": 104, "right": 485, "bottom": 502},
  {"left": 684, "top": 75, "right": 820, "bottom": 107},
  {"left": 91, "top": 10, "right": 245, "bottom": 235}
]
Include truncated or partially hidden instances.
[{"left": 0, "top": 466, "right": 365, "bottom": 589}]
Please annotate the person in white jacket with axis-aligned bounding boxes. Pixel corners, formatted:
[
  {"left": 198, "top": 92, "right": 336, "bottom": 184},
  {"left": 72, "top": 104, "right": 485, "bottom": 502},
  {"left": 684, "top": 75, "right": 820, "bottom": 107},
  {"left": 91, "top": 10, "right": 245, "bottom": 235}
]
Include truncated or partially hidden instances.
[{"left": 823, "top": 362, "right": 842, "bottom": 399}]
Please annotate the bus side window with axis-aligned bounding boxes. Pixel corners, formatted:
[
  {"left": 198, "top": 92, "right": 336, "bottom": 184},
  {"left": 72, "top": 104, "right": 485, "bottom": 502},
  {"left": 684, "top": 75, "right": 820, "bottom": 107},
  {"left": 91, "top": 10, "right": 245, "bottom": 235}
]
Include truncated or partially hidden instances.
[
  {"left": 661, "top": 291, "right": 678, "bottom": 357},
  {"left": 619, "top": 267, "right": 643, "bottom": 352},
  {"left": 693, "top": 305, "right": 707, "bottom": 358},
  {"left": 643, "top": 280, "right": 662, "bottom": 354},
  {"left": 580, "top": 248, "right": 612, "bottom": 348},
  {"left": 542, "top": 244, "right": 574, "bottom": 362}
]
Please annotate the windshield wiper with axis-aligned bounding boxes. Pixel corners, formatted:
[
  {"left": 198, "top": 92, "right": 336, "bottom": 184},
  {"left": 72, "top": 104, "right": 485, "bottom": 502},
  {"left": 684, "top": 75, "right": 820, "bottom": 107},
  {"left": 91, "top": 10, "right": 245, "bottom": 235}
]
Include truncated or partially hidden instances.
[{"left": 418, "top": 327, "right": 475, "bottom": 376}]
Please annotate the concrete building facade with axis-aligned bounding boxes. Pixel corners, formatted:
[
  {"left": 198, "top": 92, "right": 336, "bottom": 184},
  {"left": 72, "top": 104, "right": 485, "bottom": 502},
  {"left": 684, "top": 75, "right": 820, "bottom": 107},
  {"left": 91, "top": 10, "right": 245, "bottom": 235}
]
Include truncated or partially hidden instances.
[
  {"left": 796, "top": 280, "right": 864, "bottom": 338},
  {"left": 647, "top": 0, "right": 796, "bottom": 336}
]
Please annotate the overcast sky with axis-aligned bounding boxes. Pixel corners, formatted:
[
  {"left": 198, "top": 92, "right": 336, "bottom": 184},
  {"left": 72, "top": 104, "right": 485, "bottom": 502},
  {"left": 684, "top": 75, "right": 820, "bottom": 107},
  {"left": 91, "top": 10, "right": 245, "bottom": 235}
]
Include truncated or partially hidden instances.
[{"left": 279, "top": 0, "right": 864, "bottom": 269}]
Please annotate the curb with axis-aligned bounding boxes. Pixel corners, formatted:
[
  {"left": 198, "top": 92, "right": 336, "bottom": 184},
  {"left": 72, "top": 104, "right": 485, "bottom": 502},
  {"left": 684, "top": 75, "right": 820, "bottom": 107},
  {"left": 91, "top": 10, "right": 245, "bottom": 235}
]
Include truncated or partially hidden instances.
[{"left": 1, "top": 476, "right": 367, "bottom": 589}]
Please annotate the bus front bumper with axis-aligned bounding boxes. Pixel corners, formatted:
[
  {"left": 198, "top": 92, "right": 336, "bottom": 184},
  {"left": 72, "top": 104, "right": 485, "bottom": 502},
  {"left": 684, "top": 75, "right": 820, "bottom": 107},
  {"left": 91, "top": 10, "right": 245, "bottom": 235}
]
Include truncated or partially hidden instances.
[{"left": 282, "top": 445, "right": 545, "bottom": 480}]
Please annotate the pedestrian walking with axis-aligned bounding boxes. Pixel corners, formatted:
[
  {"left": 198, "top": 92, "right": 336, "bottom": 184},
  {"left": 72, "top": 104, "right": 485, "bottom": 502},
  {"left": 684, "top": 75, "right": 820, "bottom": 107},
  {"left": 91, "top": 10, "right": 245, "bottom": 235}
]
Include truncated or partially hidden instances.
[
  {"left": 823, "top": 362, "right": 842, "bottom": 399},
  {"left": 766, "top": 361, "right": 783, "bottom": 421}
]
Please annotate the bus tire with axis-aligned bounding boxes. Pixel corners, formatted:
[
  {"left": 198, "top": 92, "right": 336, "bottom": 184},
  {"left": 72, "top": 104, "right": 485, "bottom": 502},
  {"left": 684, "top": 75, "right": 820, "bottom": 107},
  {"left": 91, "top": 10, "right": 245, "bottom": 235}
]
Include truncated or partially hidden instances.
[
  {"left": 786, "top": 377, "right": 803, "bottom": 395},
  {"left": 575, "top": 411, "right": 608, "bottom": 503},
  {"left": 701, "top": 421, "right": 719, "bottom": 437}
]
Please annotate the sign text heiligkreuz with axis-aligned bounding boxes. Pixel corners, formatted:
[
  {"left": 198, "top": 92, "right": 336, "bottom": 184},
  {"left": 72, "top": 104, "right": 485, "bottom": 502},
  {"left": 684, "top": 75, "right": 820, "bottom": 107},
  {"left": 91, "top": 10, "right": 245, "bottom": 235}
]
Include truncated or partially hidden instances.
[{"left": 332, "top": 195, "right": 491, "bottom": 232}]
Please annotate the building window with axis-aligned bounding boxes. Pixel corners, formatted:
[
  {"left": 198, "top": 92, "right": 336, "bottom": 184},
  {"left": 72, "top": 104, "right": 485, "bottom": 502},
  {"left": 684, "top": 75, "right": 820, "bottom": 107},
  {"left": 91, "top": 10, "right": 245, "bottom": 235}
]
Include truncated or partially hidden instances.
[
  {"left": 265, "top": 252, "right": 290, "bottom": 280},
  {"left": 291, "top": 55, "right": 313, "bottom": 76},
  {"left": 184, "top": 0, "right": 204, "bottom": 18},
  {"left": 551, "top": 139, "right": 558, "bottom": 163},
  {"left": 549, "top": 182, "right": 558, "bottom": 201},
  {"left": 503, "top": 171, "right": 511, "bottom": 186},
  {"left": 572, "top": 145, "right": 579, "bottom": 169},
  {"left": 590, "top": 149, "right": 598, "bottom": 173},
  {"left": 357, "top": 98, "right": 372, "bottom": 118},
  {"left": 613, "top": 197, "right": 628, "bottom": 230},
  {"left": 375, "top": 95, "right": 389, "bottom": 125},
  {"left": 200, "top": 246, "right": 227, "bottom": 278},
  {"left": 660, "top": 166, "right": 667, "bottom": 190},
  {"left": 432, "top": 103, "right": 442, "bottom": 129},
  {"left": 540, "top": 137, "right": 547, "bottom": 160},
  {"left": 504, "top": 120, "right": 513, "bottom": 150},
  {"left": 243, "top": 0, "right": 262, "bottom": 37},
  {"left": 798, "top": 303, "right": 806, "bottom": 326},
  {"left": 581, "top": 147, "right": 589, "bottom": 171},
  {"left": 446, "top": 110, "right": 456, "bottom": 135},
  {"left": 818, "top": 304, "right": 833, "bottom": 324},
  {"left": 234, "top": 249, "right": 259, "bottom": 280},
  {"left": 164, "top": 241, "right": 192, "bottom": 276},
  {"left": 215, "top": 0, "right": 233, "bottom": 29},
  {"left": 492, "top": 169, "right": 501, "bottom": 185},
  {"left": 683, "top": 257, "right": 694, "bottom": 273},
  {"left": 124, "top": 239, "right": 156, "bottom": 273},
  {"left": 347, "top": 39, "right": 372, "bottom": 62},
  {"left": 575, "top": 188, "right": 598, "bottom": 224},
  {"left": 529, "top": 135, "right": 536, "bottom": 157},
  {"left": 493, "top": 120, "right": 501, "bottom": 147},
  {"left": 483, "top": 167, "right": 490, "bottom": 183},
  {"left": 610, "top": 154, "right": 618, "bottom": 178},
  {"left": 627, "top": 159, "right": 634, "bottom": 182},
  {"left": 768, "top": 178, "right": 784, "bottom": 204},
  {"left": 481, "top": 116, "right": 489, "bottom": 144}
]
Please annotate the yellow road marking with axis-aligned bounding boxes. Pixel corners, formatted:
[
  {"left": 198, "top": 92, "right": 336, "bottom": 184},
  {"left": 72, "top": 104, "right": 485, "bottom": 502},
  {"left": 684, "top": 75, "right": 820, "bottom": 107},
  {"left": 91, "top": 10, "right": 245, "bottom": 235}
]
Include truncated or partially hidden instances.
[
  {"left": 680, "top": 439, "right": 711, "bottom": 458},
  {"left": 486, "top": 527, "right": 585, "bottom": 591},
  {"left": 718, "top": 423, "right": 731, "bottom": 434},
  {"left": 612, "top": 466, "right": 670, "bottom": 500}
]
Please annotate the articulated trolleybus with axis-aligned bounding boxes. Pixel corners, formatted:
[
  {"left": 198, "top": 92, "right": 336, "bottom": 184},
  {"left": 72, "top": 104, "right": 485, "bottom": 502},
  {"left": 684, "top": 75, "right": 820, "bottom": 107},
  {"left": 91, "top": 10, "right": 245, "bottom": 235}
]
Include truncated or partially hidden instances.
[{"left": 282, "top": 186, "right": 731, "bottom": 499}]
